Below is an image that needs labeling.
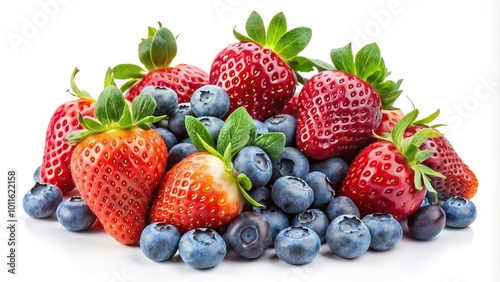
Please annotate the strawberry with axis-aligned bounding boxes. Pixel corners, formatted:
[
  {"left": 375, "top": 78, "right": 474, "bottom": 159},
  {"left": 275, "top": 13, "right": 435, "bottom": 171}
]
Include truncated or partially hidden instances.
[
  {"left": 113, "top": 23, "right": 209, "bottom": 103},
  {"left": 295, "top": 43, "right": 403, "bottom": 160},
  {"left": 338, "top": 109, "right": 445, "bottom": 220},
  {"left": 66, "top": 86, "right": 167, "bottom": 245},
  {"left": 280, "top": 90, "right": 300, "bottom": 118},
  {"left": 149, "top": 107, "right": 286, "bottom": 233},
  {"left": 40, "top": 68, "right": 96, "bottom": 195},
  {"left": 209, "top": 11, "right": 323, "bottom": 121},
  {"left": 374, "top": 109, "right": 404, "bottom": 137}
]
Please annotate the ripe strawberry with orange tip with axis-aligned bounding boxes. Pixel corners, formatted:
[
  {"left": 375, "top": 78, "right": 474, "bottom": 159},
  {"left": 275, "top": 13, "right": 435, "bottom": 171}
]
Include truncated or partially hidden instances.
[{"left": 66, "top": 85, "right": 168, "bottom": 245}]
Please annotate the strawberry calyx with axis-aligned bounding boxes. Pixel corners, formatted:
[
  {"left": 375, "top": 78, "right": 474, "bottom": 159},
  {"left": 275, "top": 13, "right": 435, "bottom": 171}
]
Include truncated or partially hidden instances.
[
  {"left": 185, "top": 106, "right": 286, "bottom": 207},
  {"left": 67, "top": 68, "right": 95, "bottom": 102},
  {"left": 330, "top": 43, "right": 402, "bottom": 110},
  {"left": 374, "top": 109, "right": 445, "bottom": 201},
  {"left": 65, "top": 85, "right": 165, "bottom": 145},
  {"left": 112, "top": 22, "right": 178, "bottom": 92}
]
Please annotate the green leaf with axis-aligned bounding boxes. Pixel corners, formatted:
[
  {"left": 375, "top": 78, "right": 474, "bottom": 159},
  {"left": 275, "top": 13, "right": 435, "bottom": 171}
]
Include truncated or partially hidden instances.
[
  {"left": 185, "top": 116, "right": 216, "bottom": 152},
  {"left": 217, "top": 107, "right": 256, "bottom": 158},
  {"left": 199, "top": 135, "right": 223, "bottom": 159},
  {"left": 416, "top": 164, "right": 445, "bottom": 179},
  {"left": 237, "top": 173, "right": 253, "bottom": 191},
  {"left": 412, "top": 166, "right": 423, "bottom": 190},
  {"left": 147, "top": 26, "right": 157, "bottom": 37},
  {"left": 287, "top": 56, "right": 334, "bottom": 73},
  {"left": 104, "top": 67, "right": 116, "bottom": 88},
  {"left": 150, "top": 26, "right": 177, "bottom": 69},
  {"left": 113, "top": 64, "right": 145, "bottom": 79},
  {"left": 415, "top": 150, "right": 434, "bottom": 163},
  {"left": 354, "top": 43, "right": 382, "bottom": 81},
  {"left": 120, "top": 79, "right": 140, "bottom": 93},
  {"left": 330, "top": 43, "right": 355, "bottom": 74},
  {"left": 69, "top": 68, "right": 94, "bottom": 101},
  {"left": 266, "top": 12, "right": 287, "bottom": 47},
  {"left": 252, "top": 132, "right": 286, "bottom": 160},
  {"left": 95, "top": 85, "right": 126, "bottom": 125},
  {"left": 391, "top": 109, "right": 418, "bottom": 150},
  {"left": 65, "top": 129, "right": 94, "bottom": 146},
  {"left": 131, "top": 94, "right": 157, "bottom": 124},
  {"left": 138, "top": 37, "right": 154, "bottom": 71},
  {"left": 119, "top": 105, "right": 133, "bottom": 128},
  {"left": 80, "top": 116, "right": 105, "bottom": 132},
  {"left": 233, "top": 28, "right": 253, "bottom": 42},
  {"left": 274, "top": 27, "right": 312, "bottom": 59},
  {"left": 379, "top": 90, "right": 402, "bottom": 110},
  {"left": 410, "top": 128, "right": 442, "bottom": 148},
  {"left": 239, "top": 185, "right": 264, "bottom": 207},
  {"left": 245, "top": 11, "right": 266, "bottom": 46},
  {"left": 414, "top": 109, "right": 441, "bottom": 126},
  {"left": 365, "top": 58, "right": 387, "bottom": 85}
]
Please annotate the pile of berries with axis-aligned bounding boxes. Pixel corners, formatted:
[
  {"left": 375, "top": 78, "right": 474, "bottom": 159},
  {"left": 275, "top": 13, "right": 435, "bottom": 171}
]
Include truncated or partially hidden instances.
[{"left": 24, "top": 11, "right": 478, "bottom": 269}]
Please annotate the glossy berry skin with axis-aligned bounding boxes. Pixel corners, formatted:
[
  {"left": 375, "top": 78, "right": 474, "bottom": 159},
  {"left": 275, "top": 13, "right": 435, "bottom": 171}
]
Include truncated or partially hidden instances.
[
  {"left": 166, "top": 103, "right": 195, "bottom": 140},
  {"left": 33, "top": 166, "right": 41, "bottom": 183},
  {"left": 233, "top": 146, "right": 272, "bottom": 188},
  {"left": 280, "top": 91, "right": 300, "bottom": 118},
  {"left": 405, "top": 126, "right": 478, "bottom": 200},
  {"left": 253, "top": 119, "right": 269, "bottom": 138},
  {"left": 166, "top": 143, "right": 198, "bottom": 170},
  {"left": 149, "top": 152, "right": 245, "bottom": 234},
  {"left": 140, "top": 223, "right": 181, "bottom": 262},
  {"left": 325, "top": 196, "right": 361, "bottom": 222},
  {"left": 246, "top": 186, "right": 271, "bottom": 208},
  {"left": 264, "top": 114, "right": 297, "bottom": 147},
  {"left": 154, "top": 127, "right": 177, "bottom": 150},
  {"left": 407, "top": 204, "right": 446, "bottom": 241},
  {"left": 71, "top": 127, "right": 167, "bottom": 245},
  {"left": 225, "top": 211, "right": 272, "bottom": 259},
  {"left": 210, "top": 41, "right": 297, "bottom": 121},
  {"left": 271, "top": 146, "right": 310, "bottom": 182},
  {"left": 56, "top": 196, "right": 97, "bottom": 231},
  {"left": 296, "top": 70, "right": 382, "bottom": 160},
  {"left": 310, "top": 157, "right": 349, "bottom": 189},
  {"left": 304, "top": 171, "right": 335, "bottom": 208},
  {"left": 271, "top": 176, "right": 314, "bottom": 215},
  {"left": 275, "top": 226, "right": 321, "bottom": 265},
  {"left": 140, "top": 86, "right": 179, "bottom": 116},
  {"left": 441, "top": 196, "right": 477, "bottom": 228},
  {"left": 178, "top": 228, "right": 226, "bottom": 269},
  {"left": 291, "top": 209, "right": 329, "bottom": 242},
  {"left": 197, "top": 116, "right": 224, "bottom": 143},
  {"left": 338, "top": 141, "right": 427, "bottom": 220},
  {"left": 373, "top": 109, "right": 404, "bottom": 137},
  {"left": 362, "top": 213, "right": 403, "bottom": 251},
  {"left": 23, "top": 183, "right": 63, "bottom": 219},
  {"left": 326, "top": 214, "right": 371, "bottom": 259},
  {"left": 190, "top": 85, "right": 230, "bottom": 118},
  {"left": 253, "top": 205, "right": 289, "bottom": 245},
  {"left": 125, "top": 64, "right": 209, "bottom": 104}
]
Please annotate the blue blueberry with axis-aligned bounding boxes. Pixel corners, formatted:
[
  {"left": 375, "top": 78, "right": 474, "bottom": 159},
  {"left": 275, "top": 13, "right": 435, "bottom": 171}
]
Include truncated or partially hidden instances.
[
  {"left": 140, "top": 223, "right": 181, "bottom": 262},
  {"left": 167, "top": 103, "right": 195, "bottom": 139},
  {"left": 225, "top": 211, "right": 272, "bottom": 259},
  {"left": 140, "top": 86, "right": 179, "bottom": 116},
  {"left": 326, "top": 214, "right": 371, "bottom": 259},
  {"left": 304, "top": 171, "right": 335, "bottom": 209},
  {"left": 407, "top": 204, "right": 446, "bottom": 241},
  {"left": 33, "top": 165, "right": 41, "bottom": 183},
  {"left": 420, "top": 197, "right": 431, "bottom": 207},
  {"left": 264, "top": 114, "right": 297, "bottom": 147},
  {"left": 178, "top": 228, "right": 226, "bottom": 269},
  {"left": 197, "top": 116, "right": 224, "bottom": 143},
  {"left": 271, "top": 176, "right": 314, "bottom": 215},
  {"left": 167, "top": 143, "right": 198, "bottom": 169},
  {"left": 23, "top": 183, "right": 63, "bottom": 219},
  {"left": 56, "top": 196, "right": 96, "bottom": 231},
  {"left": 291, "top": 209, "right": 329, "bottom": 242},
  {"left": 190, "top": 85, "right": 230, "bottom": 118},
  {"left": 253, "top": 119, "right": 269, "bottom": 138},
  {"left": 253, "top": 205, "right": 289, "bottom": 245},
  {"left": 154, "top": 127, "right": 177, "bottom": 150},
  {"left": 362, "top": 213, "right": 403, "bottom": 251},
  {"left": 271, "top": 147, "right": 310, "bottom": 182},
  {"left": 309, "top": 157, "right": 348, "bottom": 189},
  {"left": 275, "top": 226, "right": 321, "bottom": 265},
  {"left": 325, "top": 196, "right": 361, "bottom": 222},
  {"left": 246, "top": 186, "right": 272, "bottom": 208},
  {"left": 441, "top": 196, "right": 477, "bottom": 228},
  {"left": 234, "top": 146, "right": 272, "bottom": 188}
]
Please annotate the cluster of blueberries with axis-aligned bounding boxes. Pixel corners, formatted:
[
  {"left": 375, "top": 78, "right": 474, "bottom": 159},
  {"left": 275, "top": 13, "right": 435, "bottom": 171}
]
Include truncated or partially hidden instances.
[{"left": 23, "top": 85, "right": 478, "bottom": 269}]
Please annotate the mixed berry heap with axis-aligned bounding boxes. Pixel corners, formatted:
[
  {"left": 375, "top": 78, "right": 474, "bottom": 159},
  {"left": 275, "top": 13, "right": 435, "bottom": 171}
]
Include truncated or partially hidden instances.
[{"left": 25, "top": 11, "right": 478, "bottom": 268}]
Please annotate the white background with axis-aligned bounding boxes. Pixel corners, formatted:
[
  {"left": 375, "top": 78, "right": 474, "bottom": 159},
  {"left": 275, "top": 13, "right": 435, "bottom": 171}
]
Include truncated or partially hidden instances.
[{"left": 1, "top": 0, "right": 499, "bottom": 281}]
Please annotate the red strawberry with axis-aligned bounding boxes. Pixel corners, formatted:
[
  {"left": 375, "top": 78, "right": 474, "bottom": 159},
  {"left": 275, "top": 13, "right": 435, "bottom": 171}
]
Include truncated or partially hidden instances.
[
  {"left": 296, "top": 43, "right": 403, "bottom": 160},
  {"left": 67, "top": 87, "right": 167, "bottom": 245},
  {"left": 280, "top": 90, "right": 300, "bottom": 118},
  {"left": 209, "top": 11, "right": 317, "bottom": 121},
  {"left": 149, "top": 107, "right": 286, "bottom": 233},
  {"left": 374, "top": 109, "right": 404, "bottom": 137},
  {"left": 338, "top": 109, "right": 445, "bottom": 220},
  {"left": 113, "top": 24, "right": 209, "bottom": 103},
  {"left": 40, "top": 68, "right": 95, "bottom": 195}
]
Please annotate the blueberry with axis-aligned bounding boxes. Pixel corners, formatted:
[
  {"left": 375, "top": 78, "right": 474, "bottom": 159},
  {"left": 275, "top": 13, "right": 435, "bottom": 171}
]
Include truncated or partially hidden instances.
[
  {"left": 309, "top": 157, "right": 348, "bottom": 189},
  {"left": 326, "top": 214, "right": 371, "bottom": 259},
  {"left": 275, "top": 226, "right": 321, "bottom": 265},
  {"left": 167, "top": 103, "right": 195, "bottom": 139},
  {"left": 190, "top": 85, "right": 230, "bottom": 118},
  {"left": 246, "top": 186, "right": 272, "bottom": 208},
  {"left": 167, "top": 143, "right": 198, "bottom": 169},
  {"left": 225, "top": 211, "right": 272, "bottom": 259},
  {"left": 253, "top": 205, "right": 289, "bottom": 245},
  {"left": 178, "top": 228, "right": 226, "bottom": 269},
  {"left": 407, "top": 204, "right": 446, "bottom": 241},
  {"left": 197, "top": 116, "right": 224, "bottom": 143},
  {"left": 264, "top": 114, "right": 297, "bottom": 146},
  {"left": 420, "top": 197, "right": 431, "bottom": 207},
  {"left": 253, "top": 119, "right": 269, "bottom": 138},
  {"left": 291, "top": 209, "right": 329, "bottom": 242},
  {"left": 140, "top": 223, "right": 181, "bottom": 262},
  {"left": 140, "top": 86, "right": 179, "bottom": 116},
  {"left": 325, "top": 196, "right": 360, "bottom": 222},
  {"left": 271, "top": 176, "right": 314, "bottom": 215},
  {"left": 33, "top": 165, "right": 41, "bottom": 183},
  {"left": 234, "top": 146, "right": 272, "bottom": 188},
  {"left": 441, "top": 196, "right": 477, "bottom": 228},
  {"left": 154, "top": 127, "right": 177, "bottom": 150},
  {"left": 271, "top": 147, "right": 310, "bottom": 182},
  {"left": 362, "top": 213, "right": 403, "bottom": 251},
  {"left": 56, "top": 196, "right": 96, "bottom": 231},
  {"left": 23, "top": 183, "right": 63, "bottom": 219},
  {"left": 304, "top": 171, "right": 335, "bottom": 209}
]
